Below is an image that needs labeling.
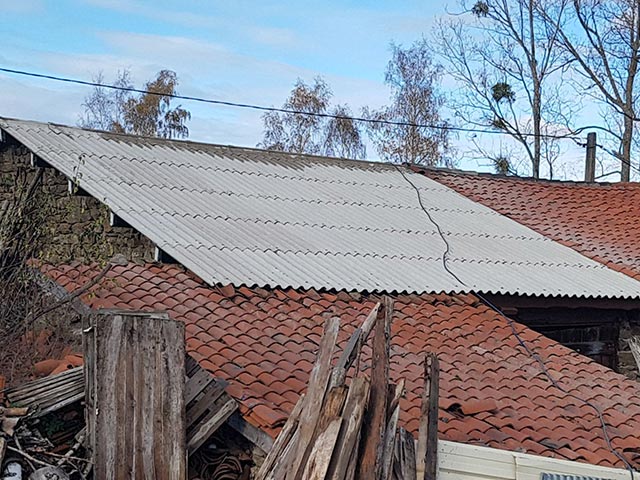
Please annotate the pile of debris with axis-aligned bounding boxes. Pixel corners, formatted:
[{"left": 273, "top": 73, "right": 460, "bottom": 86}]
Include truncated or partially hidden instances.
[
  {"left": 0, "top": 402, "right": 87, "bottom": 479},
  {"left": 256, "top": 297, "right": 438, "bottom": 480},
  {"left": 0, "top": 354, "right": 247, "bottom": 479}
]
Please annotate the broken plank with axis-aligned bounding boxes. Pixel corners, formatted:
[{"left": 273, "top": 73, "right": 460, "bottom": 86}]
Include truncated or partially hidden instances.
[
  {"left": 381, "top": 381, "right": 404, "bottom": 480},
  {"left": 356, "top": 296, "right": 393, "bottom": 480},
  {"left": 392, "top": 428, "right": 416, "bottom": 480},
  {"left": 331, "top": 302, "right": 380, "bottom": 388},
  {"left": 326, "top": 377, "right": 370, "bottom": 480},
  {"left": 301, "top": 418, "right": 343, "bottom": 480},
  {"left": 256, "top": 393, "right": 306, "bottom": 480},
  {"left": 315, "top": 385, "right": 347, "bottom": 435},
  {"left": 288, "top": 317, "right": 340, "bottom": 480},
  {"left": 187, "top": 398, "right": 237, "bottom": 455}
]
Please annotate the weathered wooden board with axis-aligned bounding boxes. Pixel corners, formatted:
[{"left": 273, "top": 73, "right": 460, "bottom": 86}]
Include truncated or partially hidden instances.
[
  {"left": 288, "top": 317, "right": 340, "bottom": 480},
  {"left": 301, "top": 418, "right": 342, "bottom": 480},
  {"left": 84, "top": 311, "right": 186, "bottom": 480},
  {"left": 326, "top": 377, "right": 369, "bottom": 480},
  {"left": 416, "top": 353, "right": 439, "bottom": 480},
  {"left": 356, "top": 296, "right": 393, "bottom": 480},
  {"left": 392, "top": 428, "right": 416, "bottom": 480}
]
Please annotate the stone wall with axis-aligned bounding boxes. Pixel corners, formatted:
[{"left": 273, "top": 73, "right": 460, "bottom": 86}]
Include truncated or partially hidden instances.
[{"left": 0, "top": 143, "right": 154, "bottom": 264}]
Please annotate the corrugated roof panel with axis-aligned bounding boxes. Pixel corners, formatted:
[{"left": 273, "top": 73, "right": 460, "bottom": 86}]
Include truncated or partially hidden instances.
[{"left": 3, "top": 116, "right": 640, "bottom": 298}]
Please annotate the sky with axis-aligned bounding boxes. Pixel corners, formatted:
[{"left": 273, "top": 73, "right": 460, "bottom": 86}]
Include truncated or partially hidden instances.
[{"left": 0, "top": 0, "right": 588, "bottom": 176}]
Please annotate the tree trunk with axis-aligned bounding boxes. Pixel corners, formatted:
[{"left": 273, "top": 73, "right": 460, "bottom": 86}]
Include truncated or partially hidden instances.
[{"left": 620, "top": 112, "right": 634, "bottom": 182}]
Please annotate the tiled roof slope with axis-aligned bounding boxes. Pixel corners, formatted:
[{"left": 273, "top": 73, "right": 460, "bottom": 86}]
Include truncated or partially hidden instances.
[
  {"left": 4, "top": 116, "right": 640, "bottom": 299},
  {"left": 43, "top": 263, "right": 640, "bottom": 470},
  {"left": 424, "top": 169, "right": 640, "bottom": 280}
]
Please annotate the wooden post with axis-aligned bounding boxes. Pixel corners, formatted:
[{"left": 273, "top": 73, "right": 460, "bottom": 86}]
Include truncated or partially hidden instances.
[
  {"left": 84, "top": 310, "right": 186, "bottom": 480},
  {"left": 416, "top": 353, "right": 439, "bottom": 480},
  {"left": 356, "top": 296, "right": 393, "bottom": 480},
  {"left": 585, "top": 132, "right": 596, "bottom": 182}
]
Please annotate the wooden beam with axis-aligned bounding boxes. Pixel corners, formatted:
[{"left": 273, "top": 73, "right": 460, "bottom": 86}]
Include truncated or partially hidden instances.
[
  {"left": 109, "top": 211, "right": 131, "bottom": 229},
  {"left": 416, "top": 353, "right": 439, "bottom": 480},
  {"left": 356, "top": 296, "right": 393, "bottom": 480}
]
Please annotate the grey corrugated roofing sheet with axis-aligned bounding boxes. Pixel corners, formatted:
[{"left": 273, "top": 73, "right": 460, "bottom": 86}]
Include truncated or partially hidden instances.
[{"left": 2, "top": 116, "right": 640, "bottom": 299}]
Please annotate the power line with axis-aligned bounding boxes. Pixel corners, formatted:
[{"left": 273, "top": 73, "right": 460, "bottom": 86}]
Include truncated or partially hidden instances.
[
  {"left": 0, "top": 66, "right": 584, "bottom": 141},
  {"left": 395, "top": 164, "right": 636, "bottom": 478}
]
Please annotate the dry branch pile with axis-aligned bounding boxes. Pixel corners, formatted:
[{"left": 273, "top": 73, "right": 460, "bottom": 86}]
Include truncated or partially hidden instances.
[{"left": 255, "top": 297, "right": 439, "bottom": 480}]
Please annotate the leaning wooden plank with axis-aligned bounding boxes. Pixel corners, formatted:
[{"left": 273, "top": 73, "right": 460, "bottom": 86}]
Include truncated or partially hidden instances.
[
  {"left": 315, "top": 385, "right": 347, "bottom": 435},
  {"left": 301, "top": 418, "right": 343, "bottom": 480},
  {"left": 326, "top": 377, "right": 370, "bottom": 480},
  {"left": 380, "top": 381, "right": 404, "bottom": 480},
  {"left": 185, "top": 367, "right": 217, "bottom": 405},
  {"left": 287, "top": 317, "right": 340, "bottom": 480},
  {"left": 416, "top": 353, "right": 439, "bottom": 480},
  {"left": 266, "top": 429, "right": 301, "bottom": 480},
  {"left": 392, "top": 428, "right": 416, "bottom": 480},
  {"left": 255, "top": 393, "right": 306, "bottom": 480},
  {"left": 331, "top": 302, "right": 380, "bottom": 388},
  {"left": 356, "top": 296, "right": 393, "bottom": 480},
  {"left": 187, "top": 398, "right": 237, "bottom": 455},
  {"left": 186, "top": 382, "right": 226, "bottom": 428}
]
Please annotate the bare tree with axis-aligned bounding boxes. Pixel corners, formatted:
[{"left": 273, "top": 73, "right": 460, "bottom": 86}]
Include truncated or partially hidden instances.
[
  {"left": 259, "top": 77, "right": 366, "bottom": 159},
  {"left": 539, "top": 0, "right": 640, "bottom": 181},
  {"left": 436, "top": 0, "right": 575, "bottom": 178},
  {"left": 80, "top": 69, "right": 191, "bottom": 139},
  {"left": 365, "top": 39, "right": 452, "bottom": 166}
]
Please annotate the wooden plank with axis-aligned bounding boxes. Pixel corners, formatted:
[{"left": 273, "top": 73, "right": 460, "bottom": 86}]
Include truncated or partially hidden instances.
[
  {"left": 392, "top": 428, "right": 416, "bottom": 480},
  {"left": 331, "top": 302, "right": 380, "bottom": 388},
  {"left": 187, "top": 398, "right": 237, "bottom": 455},
  {"left": 227, "top": 412, "right": 274, "bottom": 456},
  {"left": 315, "top": 385, "right": 347, "bottom": 435},
  {"left": 186, "top": 382, "right": 226, "bottom": 428},
  {"left": 380, "top": 381, "right": 404, "bottom": 480},
  {"left": 287, "top": 317, "right": 340, "bottom": 480},
  {"left": 356, "top": 296, "right": 393, "bottom": 480},
  {"left": 326, "top": 377, "right": 370, "bottom": 480},
  {"left": 256, "top": 394, "right": 306, "bottom": 480},
  {"left": 301, "top": 418, "right": 343, "bottom": 480},
  {"left": 416, "top": 353, "right": 439, "bottom": 480},
  {"left": 185, "top": 367, "right": 216, "bottom": 405},
  {"left": 265, "top": 429, "right": 301, "bottom": 480},
  {"left": 86, "top": 311, "right": 186, "bottom": 480}
]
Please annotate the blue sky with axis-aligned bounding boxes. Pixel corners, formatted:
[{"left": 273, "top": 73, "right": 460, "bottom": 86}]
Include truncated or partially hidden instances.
[{"left": 0, "top": 0, "right": 589, "bottom": 176}]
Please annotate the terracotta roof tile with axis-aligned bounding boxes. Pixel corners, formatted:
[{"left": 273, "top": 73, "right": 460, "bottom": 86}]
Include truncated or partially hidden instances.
[{"left": 44, "top": 263, "right": 640, "bottom": 470}]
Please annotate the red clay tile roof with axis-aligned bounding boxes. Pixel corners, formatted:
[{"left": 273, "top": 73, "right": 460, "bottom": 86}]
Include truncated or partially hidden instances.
[
  {"left": 423, "top": 169, "right": 640, "bottom": 280},
  {"left": 43, "top": 263, "right": 640, "bottom": 469}
]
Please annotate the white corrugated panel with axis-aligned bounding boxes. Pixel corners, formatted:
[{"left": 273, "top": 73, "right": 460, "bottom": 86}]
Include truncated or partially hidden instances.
[
  {"left": 438, "top": 440, "right": 635, "bottom": 480},
  {"left": 3, "top": 117, "right": 640, "bottom": 298}
]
